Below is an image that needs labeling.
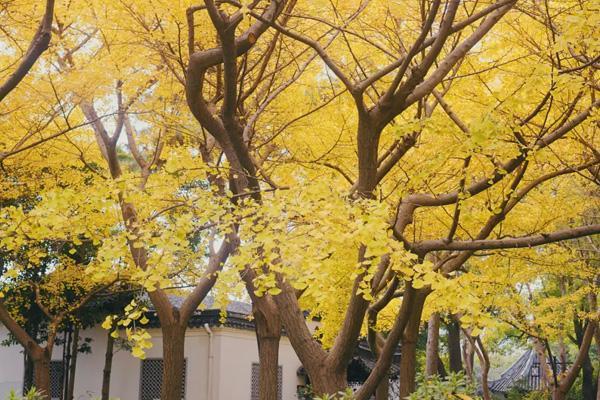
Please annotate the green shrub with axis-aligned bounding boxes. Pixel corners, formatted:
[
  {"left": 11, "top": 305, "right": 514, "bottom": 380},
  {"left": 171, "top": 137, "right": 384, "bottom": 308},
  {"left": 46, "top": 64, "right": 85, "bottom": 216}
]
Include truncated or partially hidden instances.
[
  {"left": 5, "top": 388, "right": 45, "bottom": 400},
  {"left": 406, "top": 372, "right": 480, "bottom": 400}
]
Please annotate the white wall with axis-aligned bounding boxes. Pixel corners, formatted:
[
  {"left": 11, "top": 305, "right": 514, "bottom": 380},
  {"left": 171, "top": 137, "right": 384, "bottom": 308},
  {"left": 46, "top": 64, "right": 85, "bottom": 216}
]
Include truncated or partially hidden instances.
[
  {"left": 211, "top": 327, "right": 303, "bottom": 400},
  {"left": 0, "top": 325, "right": 303, "bottom": 400},
  {"left": 0, "top": 327, "right": 25, "bottom": 396}
]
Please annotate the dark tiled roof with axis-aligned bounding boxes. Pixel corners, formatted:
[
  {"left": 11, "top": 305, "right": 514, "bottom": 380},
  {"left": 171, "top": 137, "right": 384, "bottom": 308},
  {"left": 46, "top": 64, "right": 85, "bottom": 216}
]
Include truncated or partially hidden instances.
[
  {"left": 354, "top": 341, "right": 401, "bottom": 378},
  {"left": 487, "top": 349, "right": 563, "bottom": 393},
  {"left": 145, "top": 295, "right": 255, "bottom": 331},
  {"left": 160, "top": 294, "right": 253, "bottom": 315}
]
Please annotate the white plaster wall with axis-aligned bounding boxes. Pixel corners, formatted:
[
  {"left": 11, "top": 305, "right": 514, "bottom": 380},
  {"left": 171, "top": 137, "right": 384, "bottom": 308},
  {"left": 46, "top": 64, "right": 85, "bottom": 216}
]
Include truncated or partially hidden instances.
[
  {"left": 0, "top": 326, "right": 25, "bottom": 396},
  {"left": 0, "top": 325, "right": 303, "bottom": 400},
  {"left": 211, "top": 327, "right": 303, "bottom": 400}
]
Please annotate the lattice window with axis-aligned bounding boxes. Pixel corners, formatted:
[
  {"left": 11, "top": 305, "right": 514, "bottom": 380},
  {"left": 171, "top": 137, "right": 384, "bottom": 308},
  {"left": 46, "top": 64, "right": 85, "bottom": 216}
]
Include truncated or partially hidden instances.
[
  {"left": 140, "top": 358, "right": 186, "bottom": 400},
  {"left": 49, "top": 361, "right": 64, "bottom": 400},
  {"left": 251, "top": 363, "right": 282, "bottom": 400},
  {"left": 23, "top": 360, "right": 63, "bottom": 400}
]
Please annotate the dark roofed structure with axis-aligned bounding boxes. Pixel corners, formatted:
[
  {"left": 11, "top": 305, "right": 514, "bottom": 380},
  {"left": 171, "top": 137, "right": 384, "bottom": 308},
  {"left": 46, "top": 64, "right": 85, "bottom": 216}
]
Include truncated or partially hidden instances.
[
  {"left": 145, "top": 295, "right": 255, "bottom": 330},
  {"left": 489, "top": 350, "right": 539, "bottom": 393},
  {"left": 147, "top": 294, "right": 402, "bottom": 397},
  {"left": 488, "top": 349, "right": 569, "bottom": 395}
]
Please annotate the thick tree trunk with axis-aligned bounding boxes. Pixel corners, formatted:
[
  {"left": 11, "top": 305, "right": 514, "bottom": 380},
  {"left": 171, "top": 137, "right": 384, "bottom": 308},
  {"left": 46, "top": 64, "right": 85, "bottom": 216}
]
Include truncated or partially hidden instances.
[
  {"left": 24, "top": 352, "right": 34, "bottom": 392},
  {"left": 101, "top": 330, "right": 114, "bottom": 400},
  {"left": 398, "top": 294, "right": 426, "bottom": 398},
  {"left": 437, "top": 354, "right": 447, "bottom": 377},
  {"left": 597, "top": 370, "right": 600, "bottom": 400},
  {"left": 581, "top": 353, "right": 595, "bottom": 400},
  {"left": 596, "top": 327, "right": 600, "bottom": 400},
  {"left": 161, "top": 324, "right": 186, "bottom": 400},
  {"left": 425, "top": 313, "right": 440, "bottom": 376},
  {"left": 253, "top": 299, "right": 281, "bottom": 400},
  {"left": 67, "top": 326, "right": 79, "bottom": 400},
  {"left": 311, "top": 370, "right": 348, "bottom": 396},
  {"left": 375, "top": 375, "right": 389, "bottom": 400},
  {"left": 575, "top": 318, "right": 597, "bottom": 400},
  {"left": 271, "top": 280, "right": 349, "bottom": 396},
  {"left": 553, "top": 389, "right": 568, "bottom": 400},
  {"left": 32, "top": 353, "right": 51, "bottom": 400},
  {"left": 398, "top": 330, "right": 419, "bottom": 398},
  {"left": 447, "top": 318, "right": 463, "bottom": 373}
]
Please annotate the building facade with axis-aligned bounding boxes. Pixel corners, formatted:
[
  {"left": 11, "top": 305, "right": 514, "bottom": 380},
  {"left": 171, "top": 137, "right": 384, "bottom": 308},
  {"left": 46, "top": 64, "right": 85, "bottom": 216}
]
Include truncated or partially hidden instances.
[{"left": 0, "top": 299, "right": 305, "bottom": 400}]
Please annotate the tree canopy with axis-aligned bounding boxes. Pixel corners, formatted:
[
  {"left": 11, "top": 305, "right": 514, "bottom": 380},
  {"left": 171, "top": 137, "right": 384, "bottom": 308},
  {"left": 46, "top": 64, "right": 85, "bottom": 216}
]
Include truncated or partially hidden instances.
[{"left": 0, "top": 1, "right": 598, "bottom": 399}]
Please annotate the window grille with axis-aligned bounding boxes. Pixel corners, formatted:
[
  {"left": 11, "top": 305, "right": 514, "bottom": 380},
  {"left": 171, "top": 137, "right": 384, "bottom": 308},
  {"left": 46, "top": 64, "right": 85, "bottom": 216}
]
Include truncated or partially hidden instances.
[
  {"left": 251, "top": 363, "right": 282, "bottom": 400},
  {"left": 49, "top": 361, "right": 64, "bottom": 400},
  {"left": 23, "top": 360, "right": 63, "bottom": 400},
  {"left": 140, "top": 358, "right": 186, "bottom": 400}
]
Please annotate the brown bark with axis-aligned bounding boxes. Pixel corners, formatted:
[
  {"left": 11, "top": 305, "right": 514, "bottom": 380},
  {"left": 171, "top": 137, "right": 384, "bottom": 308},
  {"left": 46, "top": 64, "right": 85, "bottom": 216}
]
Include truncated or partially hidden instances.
[
  {"left": 596, "top": 325, "right": 600, "bottom": 400},
  {"left": 465, "top": 334, "right": 491, "bottom": 400},
  {"left": 0, "top": 0, "right": 55, "bottom": 102},
  {"left": 375, "top": 377, "right": 389, "bottom": 400},
  {"left": 272, "top": 283, "right": 345, "bottom": 394},
  {"left": 355, "top": 286, "right": 420, "bottom": 400},
  {"left": 553, "top": 322, "right": 597, "bottom": 400},
  {"left": 101, "top": 329, "right": 114, "bottom": 400},
  {"left": 253, "top": 296, "right": 281, "bottom": 400},
  {"left": 426, "top": 313, "right": 441, "bottom": 376},
  {"left": 24, "top": 353, "right": 34, "bottom": 393},
  {"left": 161, "top": 324, "right": 186, "bottom": 400},
  {"left": 574, "top": 317, "right": 596, "bottom": 400},
  {"left": 272, "top": 272, "right": 368, "bottom": 395},
  {"left": 447, "top": 319, "right": 463, "bottom": 373},
  {"left": 478, "top": 341, "right": 491, "bottom": 400},
  {"left": 413, "top": 224, "right": 600, "bottom": 252},
  {"left": 32, "top": 351, "right": 51, "bottom": 399},
  {"left": 398, "top": 293, "right": 427, "bottom": 398},
  {"left": 0, "top": 303, "right": 51, "bottom": 398},
  {"left": 242, "top": 264, "right": 283, "bottom": 400},
  {"left": 462, "top": 338, "right": 474, "bottom": 382},
  {"left": 66, "top": 326, "right": 79, "bottom": 400},
  {"left": 86, "top": 93, "right": 234, "bottom": 400},
  {"left": 437, "top": 354, "right": 447, "bottom": 377}
]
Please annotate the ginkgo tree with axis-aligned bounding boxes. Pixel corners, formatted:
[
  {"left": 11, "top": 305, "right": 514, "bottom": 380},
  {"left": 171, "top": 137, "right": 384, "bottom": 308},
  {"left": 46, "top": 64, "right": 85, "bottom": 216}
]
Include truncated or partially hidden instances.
[
  {"left": 226, "top": 0, "right": 600, "bottom": 398},
  {"left": 0, "top": 1, "right": 599, "bottom": 400}
]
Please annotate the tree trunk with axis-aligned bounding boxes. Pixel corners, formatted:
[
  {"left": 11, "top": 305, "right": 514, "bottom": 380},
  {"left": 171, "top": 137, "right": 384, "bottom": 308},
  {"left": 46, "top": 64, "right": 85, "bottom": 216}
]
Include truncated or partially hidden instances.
[
  {"left": 462, "top": 338, "right": 475, "bottom": 382},
  {"left": 474, "top": 337, "right": 492, "bottom": 400},
  {"left": 425, "top": 313, "right": 440, "bottom": 376},
  {"left": 575, "top": 317, "right": 597, "bottom": 400},
  {"left": 437, "top": 354, "right": 447, "bottom": 377},
  {"left": 552, "top": 321, "right": 596, "bottom": 400},
  {"left": 311, "top": 370, "right": 348, "bottom": 396},
  {"left": 67, "top": 326, "right": 79, "bottom": 400},
  {"left": 161, "top": 324, "right": 186, "bottom": 400},
  {"left": 581, "top": 353, "right": 595, "bottom": 400},
  {"left": 596, "top": 328, "right": 600, "bottom": 400},
  {"left": 375, "top": 375, "right": 389, "bottom": 400},
  {"left": 447, "top": 318, "right": 463, "bottom": 373},
  {"left": 398, "top": 294, "right": 426, "bottom": 398},
  {"left": 24, "top": 352, "right": 34, "bottom": 393},
  {"left": 398, "top": 328, "right": 419, "bottom": 398},
  {"left": 253, "top": 299, "right": 281, "bottom": 400},
  {"left": 101, "top": 330, "right": 114, "bottom": 400},
  {"left": 553, "top": 389, "right": 568, "bottom": 400},
  {"left": 597, "top": 369, "right": 600, "bottom": 400},
  {"left": 32, "top": 353, "right": 51, "bottom": 400},
  {"left": 62, "top": 329, "right": 70, "bottom": 400}
]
